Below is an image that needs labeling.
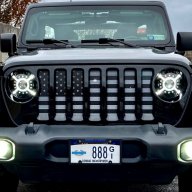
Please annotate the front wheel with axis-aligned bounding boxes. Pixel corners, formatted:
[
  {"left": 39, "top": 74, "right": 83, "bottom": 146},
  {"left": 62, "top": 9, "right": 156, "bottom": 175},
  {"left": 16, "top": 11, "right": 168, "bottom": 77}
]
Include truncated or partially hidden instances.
[
  {"left": 178, "top": 167, "right": 192, "bottom": 192},
  {"left": 0, "top": 165, "right": 19, "bottom": 192}
]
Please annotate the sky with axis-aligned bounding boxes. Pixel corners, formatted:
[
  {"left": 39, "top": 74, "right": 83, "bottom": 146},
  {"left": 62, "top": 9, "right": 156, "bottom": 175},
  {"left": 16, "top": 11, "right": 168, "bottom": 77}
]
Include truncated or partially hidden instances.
[{"left": 163, "top": 0, "right": 192, "bottom": 38}]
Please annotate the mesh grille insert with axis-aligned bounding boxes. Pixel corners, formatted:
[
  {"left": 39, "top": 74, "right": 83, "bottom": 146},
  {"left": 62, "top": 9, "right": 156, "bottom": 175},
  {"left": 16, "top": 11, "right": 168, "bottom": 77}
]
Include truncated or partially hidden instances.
[
  {"left": 89, "top": 70, "right": 101, "bottom": 121},
  {"left": 54, "top": 69, "right": 67, "bottom": 121},
  {"left": 37, "top": 70, "right": 50, "bottom": 121},
  {"left": 141, "top": 70, "right": 154, "bottom": 121},
  {"left": 107, "top": 69, "right": 118, "bottom": 121},
  {"left": 72, "top": 69, "right": 84, "bottom": 121},
  {"left": 124, "top": 70, "right": 136, "bottom": 121}
]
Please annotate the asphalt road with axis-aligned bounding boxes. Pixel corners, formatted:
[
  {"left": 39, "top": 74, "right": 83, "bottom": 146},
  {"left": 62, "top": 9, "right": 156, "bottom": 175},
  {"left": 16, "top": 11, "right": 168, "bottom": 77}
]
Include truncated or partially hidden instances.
[{"left": 18, "top": 177, "right": 178, "bottom": 192}]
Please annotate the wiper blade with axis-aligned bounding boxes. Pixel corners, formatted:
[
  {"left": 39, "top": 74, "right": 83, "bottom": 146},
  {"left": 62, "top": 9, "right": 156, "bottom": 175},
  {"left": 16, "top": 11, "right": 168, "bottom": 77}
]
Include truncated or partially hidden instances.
[
  {"left": 81, "top": 38, "right": 138, "bottom": 48},
  {"left": 99, "top": 38, "right": 138, "bottom": 48},
  {"left": 43, "top": 39, "right": 77, "bottom": 48},
  {"left": 26, "top": 39, "right": 77, "bottom": 48}
]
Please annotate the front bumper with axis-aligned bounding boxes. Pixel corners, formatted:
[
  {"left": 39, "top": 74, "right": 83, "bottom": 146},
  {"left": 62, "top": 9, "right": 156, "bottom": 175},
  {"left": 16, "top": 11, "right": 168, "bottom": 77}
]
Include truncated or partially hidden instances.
[{"left": 0, "top": 124, "right": 192, "bottom": 183}]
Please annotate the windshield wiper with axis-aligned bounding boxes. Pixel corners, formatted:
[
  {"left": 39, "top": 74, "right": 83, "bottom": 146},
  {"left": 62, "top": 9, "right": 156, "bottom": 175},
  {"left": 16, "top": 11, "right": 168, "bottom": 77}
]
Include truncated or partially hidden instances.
[
  {"left": 81, "top": 38, "right": 138, "bottom": 48},
  {"left": 26, "top": 38, "right": 77, "bottom": 48}
]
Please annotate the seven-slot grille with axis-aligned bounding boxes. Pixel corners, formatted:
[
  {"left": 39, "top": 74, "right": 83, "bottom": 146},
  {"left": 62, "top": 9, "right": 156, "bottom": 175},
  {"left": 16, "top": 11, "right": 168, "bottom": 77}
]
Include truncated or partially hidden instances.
[{"left": 37, "top": 68, "right": 154, "bottom": 122}]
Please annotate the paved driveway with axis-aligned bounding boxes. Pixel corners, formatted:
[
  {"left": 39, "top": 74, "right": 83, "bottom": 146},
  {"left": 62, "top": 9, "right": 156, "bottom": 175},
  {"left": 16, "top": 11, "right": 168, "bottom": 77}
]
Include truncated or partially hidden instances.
[{"left": 18, "top": 177, "right": 178, "bottom": 192}]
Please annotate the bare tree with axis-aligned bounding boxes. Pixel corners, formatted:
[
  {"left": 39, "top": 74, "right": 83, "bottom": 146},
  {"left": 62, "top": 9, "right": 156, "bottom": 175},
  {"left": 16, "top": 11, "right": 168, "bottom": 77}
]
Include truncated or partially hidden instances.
[{"left": 0, "top": 0, "right": 37, "bottom": 26}]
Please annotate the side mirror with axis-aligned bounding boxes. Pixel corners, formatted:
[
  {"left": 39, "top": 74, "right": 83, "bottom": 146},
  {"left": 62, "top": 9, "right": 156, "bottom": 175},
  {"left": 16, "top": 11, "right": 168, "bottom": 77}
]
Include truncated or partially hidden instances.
[
  {"left": 177, "top": 32, "right": 192, "bottom": 51},
  {"left": 0, "top": 33, "right": 17, "bottom": 55}
]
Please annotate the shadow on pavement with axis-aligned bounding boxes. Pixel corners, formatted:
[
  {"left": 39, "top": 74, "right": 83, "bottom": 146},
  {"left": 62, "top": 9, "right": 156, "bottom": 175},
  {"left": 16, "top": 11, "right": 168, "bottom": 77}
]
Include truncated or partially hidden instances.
[{"left": 18, "top": 177, "right": 178, "bottom": 192}]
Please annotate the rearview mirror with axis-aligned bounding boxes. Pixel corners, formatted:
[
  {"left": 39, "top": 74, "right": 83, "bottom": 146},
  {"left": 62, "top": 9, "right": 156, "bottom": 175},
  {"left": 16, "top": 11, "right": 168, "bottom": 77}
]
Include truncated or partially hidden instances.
[{"left": 177, "top": 32, "right": 192, "bottom": 51}]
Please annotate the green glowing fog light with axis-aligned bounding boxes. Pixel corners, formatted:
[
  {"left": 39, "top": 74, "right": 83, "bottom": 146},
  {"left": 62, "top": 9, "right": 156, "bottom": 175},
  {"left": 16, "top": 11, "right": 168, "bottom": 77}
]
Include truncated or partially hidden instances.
[
  {"left": 0, "top": 139, "right": 15, "bottom": 161},
  {"left": 179, "top": 140, "right": 192, "bottom": 162}
]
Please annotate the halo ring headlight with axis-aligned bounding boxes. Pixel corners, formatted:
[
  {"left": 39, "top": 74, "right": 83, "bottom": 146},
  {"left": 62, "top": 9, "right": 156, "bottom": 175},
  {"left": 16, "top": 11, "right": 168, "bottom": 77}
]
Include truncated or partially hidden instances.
[
  {"left": 153, "top": 68, "right": 187, "bottom": 103},
  {"left": 7, "top": 70, "right": 38, "bottom": 103}
]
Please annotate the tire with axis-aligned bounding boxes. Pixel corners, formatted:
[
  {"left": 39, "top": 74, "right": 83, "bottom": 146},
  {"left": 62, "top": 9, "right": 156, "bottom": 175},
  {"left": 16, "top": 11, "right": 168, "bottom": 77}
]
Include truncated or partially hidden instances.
[
  {"left": 0, "top": 165, "right": 19, "bottom": 192},
  {"left": 178, "top": 167, "right": 192, "bottom": 192}
]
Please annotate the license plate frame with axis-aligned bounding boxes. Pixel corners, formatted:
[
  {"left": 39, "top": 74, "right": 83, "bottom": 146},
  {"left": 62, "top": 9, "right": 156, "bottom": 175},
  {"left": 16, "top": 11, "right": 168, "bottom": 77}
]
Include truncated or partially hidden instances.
[{"left": 70, "top": 139, "right": 121, "bottom": 164}]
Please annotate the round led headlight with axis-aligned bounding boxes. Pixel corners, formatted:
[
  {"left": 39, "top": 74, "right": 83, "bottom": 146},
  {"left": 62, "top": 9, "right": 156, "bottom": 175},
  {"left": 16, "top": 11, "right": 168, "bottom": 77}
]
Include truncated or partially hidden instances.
[
  {"left": 154, "top": 68, "right": 187, "bottom": 103},
  {"left": 7, "top": 70, "right": 38, "bottom": 103}
]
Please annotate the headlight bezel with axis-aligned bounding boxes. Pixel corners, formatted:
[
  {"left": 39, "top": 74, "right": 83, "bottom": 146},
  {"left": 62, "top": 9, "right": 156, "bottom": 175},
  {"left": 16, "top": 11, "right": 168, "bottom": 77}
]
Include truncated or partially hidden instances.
[
  {"left": 5, "top": 69, "right": 39, "bottom": 104},
  {"left": 153, "top": 67, "right": 188, "bottom": 103}
]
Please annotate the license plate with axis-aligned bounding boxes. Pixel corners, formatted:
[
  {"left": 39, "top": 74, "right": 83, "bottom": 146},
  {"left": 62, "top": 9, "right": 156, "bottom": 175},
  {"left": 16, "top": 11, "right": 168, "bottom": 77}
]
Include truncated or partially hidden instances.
[{"left": 70, "top": 140, "right": 120, "bottom": 164}]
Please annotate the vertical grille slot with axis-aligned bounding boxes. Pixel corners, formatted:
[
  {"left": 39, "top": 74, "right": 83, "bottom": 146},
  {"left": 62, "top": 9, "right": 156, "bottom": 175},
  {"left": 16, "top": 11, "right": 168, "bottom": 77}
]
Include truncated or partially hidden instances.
[
  {"left": 72, "top": 69, "right": 84, "bottom": 121},
  {"left": 54, "top": 70, "right": 67, "bottom": 121},
  {"left": 141, "top": 70, "right": 154, "bottom": 121},
  {"left": 89, "top": 70, "right": 101, "bottom": 121},
  {"left": 106, "top": 69, "right": 118, "bottom": 121},
  {"left": 124, "top": 70, "right": 136, "bottom": 121},
  {"left": 37, "top": 70, "right": 50, "bottom": 121}
]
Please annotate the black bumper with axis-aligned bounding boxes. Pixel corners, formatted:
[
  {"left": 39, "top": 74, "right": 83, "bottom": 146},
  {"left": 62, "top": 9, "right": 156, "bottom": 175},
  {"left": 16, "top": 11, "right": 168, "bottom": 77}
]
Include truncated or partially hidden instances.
[{"left": 0, "top": 124, "right": 192, "bottom": 183}]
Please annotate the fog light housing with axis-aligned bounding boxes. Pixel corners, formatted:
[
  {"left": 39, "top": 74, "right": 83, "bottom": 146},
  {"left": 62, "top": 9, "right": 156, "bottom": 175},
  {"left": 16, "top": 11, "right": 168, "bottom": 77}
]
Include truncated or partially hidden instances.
[
  {"left": 0, "top": 139, "right": 15, "bottom": 161},
  {"left": 178, "top": 140, "right": 192, "bottom": 163}
]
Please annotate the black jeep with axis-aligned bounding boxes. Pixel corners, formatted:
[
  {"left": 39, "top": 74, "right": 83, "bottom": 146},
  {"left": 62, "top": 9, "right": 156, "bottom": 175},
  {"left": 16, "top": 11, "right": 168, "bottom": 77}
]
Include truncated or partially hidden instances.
[{"left": 1, "top": 0, "right": 192, "bottom": 191}]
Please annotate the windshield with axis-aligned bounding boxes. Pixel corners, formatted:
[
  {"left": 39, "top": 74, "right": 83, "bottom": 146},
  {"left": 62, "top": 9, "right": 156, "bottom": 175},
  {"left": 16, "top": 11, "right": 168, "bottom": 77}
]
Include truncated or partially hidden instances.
[{"left": 23, "top": 5, "right": 170, "bottom": 46}]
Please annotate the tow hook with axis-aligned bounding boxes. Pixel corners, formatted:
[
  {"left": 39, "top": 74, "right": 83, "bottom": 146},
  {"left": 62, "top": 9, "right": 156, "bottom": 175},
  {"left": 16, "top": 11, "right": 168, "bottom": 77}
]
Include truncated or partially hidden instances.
[
  {"left": 25, "top": 122, "right": 39, "bottom": 135},
  {"left": 153, "top": 122, "right": 167, "bottom": 135}
]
